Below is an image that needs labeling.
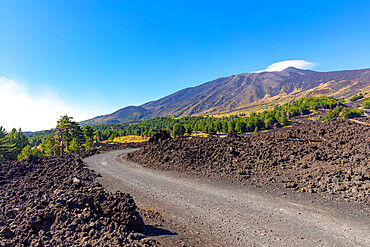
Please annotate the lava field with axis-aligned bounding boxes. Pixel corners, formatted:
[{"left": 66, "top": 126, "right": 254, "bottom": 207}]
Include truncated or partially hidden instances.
[
  {"left": 129, "top": 118, "right": 370, "bottom": 204},
  {"left": 0, "top": 143, "right": 156, "bottom": 247}
]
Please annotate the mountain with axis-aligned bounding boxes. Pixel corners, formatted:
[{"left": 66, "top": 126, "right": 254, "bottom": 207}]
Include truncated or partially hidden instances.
[
  {"left": 281, "top": 66, "right": 314, "bottom": 73},
  {"left": 81, "top": 106, "right": 150, "bottom": 125},
  {"left": 82, "top": 67, "right": 370, "bottom": 125}
]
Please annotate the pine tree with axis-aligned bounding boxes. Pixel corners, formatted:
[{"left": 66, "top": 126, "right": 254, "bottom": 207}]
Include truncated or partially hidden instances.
[
  {"left": 84, "top": 137, "right": 94, "bottom": 150},
  {"left": 69, "top": 138, "right": 80, "bottom": 152},
  {"left": 0, "top": 127, "right": 16, "bottom": 161},
  {"left": 184, "top": 124, "right": 192, "bottom": 135},
  {"left": 57, "top": 115, "right": 74, "bottom": 151},
  {"left": 83, "top": 125, "right": 94, "bottom": 140},
  {"left": 56, "top": 115, "right": 85, "bottom": 153},
  {"left": 173, "top": 124, "right": 185, "bottom": 137},
  {"left": 8, "top": 128, "right": 29, "bottom": 159}
]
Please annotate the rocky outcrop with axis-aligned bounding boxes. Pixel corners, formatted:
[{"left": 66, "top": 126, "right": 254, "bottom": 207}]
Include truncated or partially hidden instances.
[{"left": 0, "top": 143, "right": 156, "bottom": 246}]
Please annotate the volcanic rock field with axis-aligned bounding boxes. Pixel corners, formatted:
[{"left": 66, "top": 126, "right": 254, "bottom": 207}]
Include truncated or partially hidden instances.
[
  {"left": 129, "top": 118, "right": 370, "bottom": 204},
  {"left": 0, "top": 143, "right": 156, "bottom": 247},
  {"left": 1, "top": 118, "right": 369, "bottom": 246}
]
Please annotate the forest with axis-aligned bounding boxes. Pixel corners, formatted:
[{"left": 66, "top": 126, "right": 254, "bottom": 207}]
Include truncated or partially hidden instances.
[
  {"left": 28, "top": 96, "right": 360, "bottom": 144},
  {"left": 2, "top": 96, "right": 365, "bottom": 162}
]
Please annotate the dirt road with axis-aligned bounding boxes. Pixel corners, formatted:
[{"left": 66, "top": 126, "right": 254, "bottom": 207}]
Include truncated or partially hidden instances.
[{"left": 84, "top": 149, "right": 370, "bottom": 246}]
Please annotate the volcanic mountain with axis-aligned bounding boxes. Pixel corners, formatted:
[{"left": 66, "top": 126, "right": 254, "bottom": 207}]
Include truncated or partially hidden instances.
[{"left": 81, "top": 67, "right": 370, "bottom": 125}]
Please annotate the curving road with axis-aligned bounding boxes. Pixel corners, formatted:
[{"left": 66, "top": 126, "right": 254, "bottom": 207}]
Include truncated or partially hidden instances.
[{"left": 84, "top": 149, "right": 370, "bottom": 246}]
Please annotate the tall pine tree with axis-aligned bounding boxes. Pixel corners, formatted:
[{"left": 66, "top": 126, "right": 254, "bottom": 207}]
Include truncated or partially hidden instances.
[{"left": 0, "top": 127, "right": 15, "bottom": 161}]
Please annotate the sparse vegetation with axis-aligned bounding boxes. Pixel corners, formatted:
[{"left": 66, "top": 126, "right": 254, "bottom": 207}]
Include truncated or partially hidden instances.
[
  {"left": 323, "top": 105, "right": 364, "bottom": 121},
  {"left": 322, "top": 107, "right": 342, "bottom": 121},
  {"left": 362, "top": 98, "right": 370, "bottom": 109},
  {"left": 348, "top": 93, "right": 366, "bottom": 102},
  {"left": 112, "top": 135, "right": 148, "bottom": 143},
  {"left": 341, "top": 108, "right": 364, "bottom": 119}
]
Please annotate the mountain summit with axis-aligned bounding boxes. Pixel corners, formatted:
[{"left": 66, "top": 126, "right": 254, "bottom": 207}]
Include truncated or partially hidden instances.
[
  {"left": 81, "top": 68, "right": 370, "bottom": 125},
  {"left": 281, "top": 66, "right": 314, "bottom": 73}
]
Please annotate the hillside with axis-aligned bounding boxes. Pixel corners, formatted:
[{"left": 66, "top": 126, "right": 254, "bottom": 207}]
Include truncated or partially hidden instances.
[
  {"left": 82, "top": 68, "right": 370, "bottom": 125},
  {"left": 82, "top": 106, "right": 151, "bottom": 125}
]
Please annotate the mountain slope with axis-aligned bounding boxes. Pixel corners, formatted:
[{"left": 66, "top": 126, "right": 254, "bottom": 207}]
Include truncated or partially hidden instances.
[
  {"left": 81, "top": 106, "right": 150, "bottom": 125},
  {"left": 82, "top": 67, "right": 370, "bottom": 125},
  {"left": 141, "top": 68, "right": 370, "bottom": 116}
]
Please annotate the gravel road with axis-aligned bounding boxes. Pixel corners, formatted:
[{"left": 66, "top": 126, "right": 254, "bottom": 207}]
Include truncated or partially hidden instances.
[{"left": 84, "top": 149, "right": 370, "bottom": 246}]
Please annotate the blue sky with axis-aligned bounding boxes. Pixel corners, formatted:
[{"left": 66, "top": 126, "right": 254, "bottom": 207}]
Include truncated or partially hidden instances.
[{"left": 0, "top": 0, "right": 369, "bottom": 131}]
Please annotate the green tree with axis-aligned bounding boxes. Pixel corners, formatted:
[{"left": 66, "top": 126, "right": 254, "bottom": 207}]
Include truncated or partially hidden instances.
[
  {"left": 362, "top": 98, "right": 370, "bottom": 109},
  {"left": 8, "top": 128, "right": 29, "bottom": 159},
  {"left": 84, "top": 137, "right": 95, "bottom": 150},
  {"left": 215, "top": 121, "right": 222, "bottom": 133},
  {"left": 95, "top": 130, "right": 102, "bottom": 143},
  {"left": 184, "top": 124, "right": 192, "bottom": 135},
  {"left": 69, "top": 138, "right": 80, "bottom": 152},
  {"left": 277, "top": 114, "right": 289, "bottom": 126},
  {"left": 56, "top": 115, "right": 85, "bottom": 152},
  {"left": 227, "top": 121, "right": 235, "bottom": 133},
  {"left": 57, "top": 115, "right": 74, "bottom": 150},
  {"left": 348, "top": 93, "right": 364, "bottom": 102},
  {"left": 83, "top": 125, "right": 94, "bottom": 140},
  {"left": 70, "top": 121, "right": 85, "bottom": 144},
  {"left": 0, "top": 127, "right": 16, "bottom": 161},
  {"left": 264, "top": 117, "right": 275, "bottom": 129},
  {"left": 141, "top": 126, "right": 148, "bottom": 138},
  {"left": 341, "top": 108, "right": 364, "bottom": 119},
  {"left": 43, "top": 138, "right": 61, "bottom": 156},
  {"left": 18, "top": 145, "right": 43, "bottom": 160},
  {"left": 148, "top": 128, "right": 154, "bottom": 137},
  {"left": 323, "top": 108, "right": 340, "bottom": 121},
  {"left": 173, "top": 123, "right": 185, "bottom": 137},
  {"left": 18, "top": 145, "right": 31, "bottom": 160},
  {"left": 235, "top": 120, "right": 246, "bottom": 133}
]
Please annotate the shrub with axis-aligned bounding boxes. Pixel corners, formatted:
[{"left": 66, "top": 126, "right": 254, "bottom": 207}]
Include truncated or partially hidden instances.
[
  {"left": 348, "top": 93, "right": 364, "bottom": 102},
  {"left": 362, "top": 98, "right": 370, "bottom": 109}
]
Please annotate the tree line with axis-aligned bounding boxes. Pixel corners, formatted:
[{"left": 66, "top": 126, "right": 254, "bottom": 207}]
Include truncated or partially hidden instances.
[
  {"left": 22, "top": 96, "right": 365, "bottom": 159},
  {"left": 90, "top": 96, "right": 343, "bottom": 139},
  {"left": 1, "top": 115, "right": 96, "bottom": 161}
]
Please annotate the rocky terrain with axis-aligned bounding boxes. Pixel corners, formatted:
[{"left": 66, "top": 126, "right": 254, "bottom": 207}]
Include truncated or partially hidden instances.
[
  {"left": 2, "top": 118, "right": 369, "bottom": 246},
  {"left": 0, "top": 143, "right": 158, "bottom": 246},
  {"left": 128, "top": 118, "right": 370, "bottom": 204}
]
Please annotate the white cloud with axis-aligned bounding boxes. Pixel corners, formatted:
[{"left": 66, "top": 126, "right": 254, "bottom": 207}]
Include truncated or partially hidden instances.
[
  {"left": 0, "top": 76, "right": 103, "bottom": 131},
  {"left": 256, "top": 60, "right": 316, "bottom": 72}
]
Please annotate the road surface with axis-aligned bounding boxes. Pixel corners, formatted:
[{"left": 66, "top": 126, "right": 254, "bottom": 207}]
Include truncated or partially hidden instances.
[{"left": 84, "top": 149, "right": 370, "bottom": 246}]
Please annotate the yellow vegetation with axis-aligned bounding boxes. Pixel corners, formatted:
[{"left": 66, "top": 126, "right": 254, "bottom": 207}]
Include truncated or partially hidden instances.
[
  {"left": 190, "top": 131, "right": 209, "bottom": 137},
  {"left": 102, "top": 135, "right": 148, "bottom": 144}
]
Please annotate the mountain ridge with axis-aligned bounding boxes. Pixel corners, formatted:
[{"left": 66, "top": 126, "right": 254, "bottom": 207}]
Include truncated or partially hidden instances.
[{"left": 81, "top": 67, "right": 370, "bottom": 125}]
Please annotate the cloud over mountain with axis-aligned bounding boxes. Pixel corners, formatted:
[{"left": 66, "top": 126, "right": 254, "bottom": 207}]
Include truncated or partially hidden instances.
[{"left": 256, "top": 60, "right": 316, "bottom": 72}]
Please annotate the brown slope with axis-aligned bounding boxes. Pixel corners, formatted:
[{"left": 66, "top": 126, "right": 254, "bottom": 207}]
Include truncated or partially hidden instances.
[
  {"left": 141, "top": 68, "right": 370, "bottom": 117},
  {"left": 81, "top": 106, "right": 151, "bottom": 125},
  {"left": 82, "top": 68, "right": 370, "bottom": 125}
]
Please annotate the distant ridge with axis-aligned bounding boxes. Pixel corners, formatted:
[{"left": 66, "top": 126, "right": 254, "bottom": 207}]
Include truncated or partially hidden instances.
[
  {"left": 81, "top": 67, "right": 370, "bottom": 125},
  {"left": 82, "top": 106, "right": 150, "bottom": 125},
  {"left": 281, "top": 66, "right": 314, "bottom": 73}
]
